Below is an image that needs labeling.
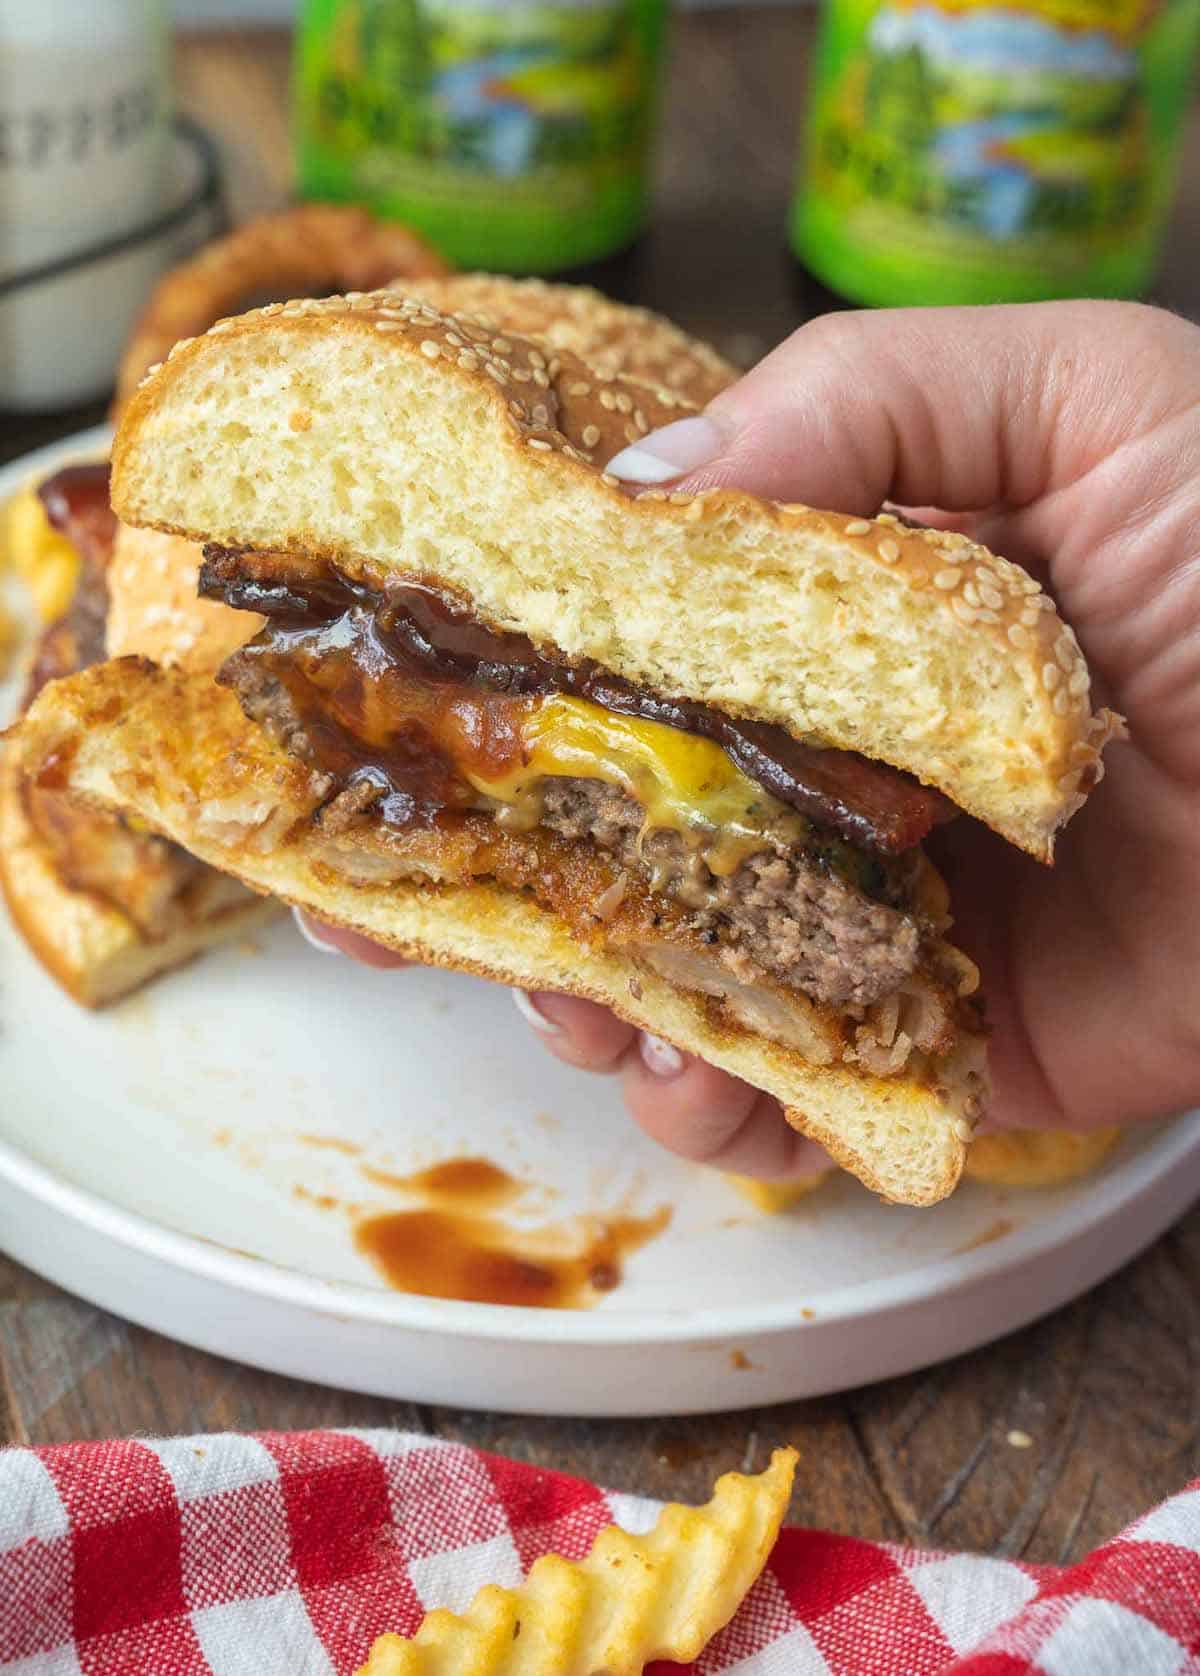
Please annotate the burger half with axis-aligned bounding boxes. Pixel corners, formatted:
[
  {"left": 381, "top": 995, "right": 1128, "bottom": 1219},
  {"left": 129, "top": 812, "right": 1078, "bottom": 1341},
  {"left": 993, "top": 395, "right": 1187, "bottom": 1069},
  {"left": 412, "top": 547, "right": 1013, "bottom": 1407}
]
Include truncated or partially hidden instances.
[{"left": 11, "top": 284, "right": 1120, "bottom": 1202}]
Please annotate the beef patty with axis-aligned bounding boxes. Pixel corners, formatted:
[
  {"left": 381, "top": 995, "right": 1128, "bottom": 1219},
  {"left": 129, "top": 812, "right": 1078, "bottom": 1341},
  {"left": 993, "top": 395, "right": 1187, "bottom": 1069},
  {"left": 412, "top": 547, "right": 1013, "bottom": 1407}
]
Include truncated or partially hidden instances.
[{"left": 536, "top": 778, "right": 919, "bottom": 1008}]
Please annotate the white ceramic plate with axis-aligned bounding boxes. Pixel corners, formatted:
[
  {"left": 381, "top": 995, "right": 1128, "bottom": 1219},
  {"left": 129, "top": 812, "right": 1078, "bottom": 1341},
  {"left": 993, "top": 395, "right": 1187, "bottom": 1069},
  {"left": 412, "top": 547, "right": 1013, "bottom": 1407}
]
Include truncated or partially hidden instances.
[{"left": 2, "top": 430, "right": 1198, "bottom": 1418}]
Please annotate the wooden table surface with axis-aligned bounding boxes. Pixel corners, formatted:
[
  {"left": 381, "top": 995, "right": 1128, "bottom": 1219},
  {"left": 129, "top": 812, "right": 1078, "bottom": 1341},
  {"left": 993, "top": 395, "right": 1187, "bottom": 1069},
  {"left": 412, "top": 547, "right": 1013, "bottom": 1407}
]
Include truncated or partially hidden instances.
[{"left": 3, "top": 11, "right": 1200, "bottom": 1562}]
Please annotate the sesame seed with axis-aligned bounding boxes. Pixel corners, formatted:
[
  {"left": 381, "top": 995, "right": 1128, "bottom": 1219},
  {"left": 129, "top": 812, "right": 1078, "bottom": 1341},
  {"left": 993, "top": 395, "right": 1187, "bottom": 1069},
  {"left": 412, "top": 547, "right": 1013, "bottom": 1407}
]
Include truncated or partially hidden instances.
[
  {"left": 951, "top": 597, "right": 978, "bottom": 626},
  {"left": 261, "top": 302, "right": 285, "bottom": 317},
  {"left": 547, "top": 358, "right": 562, "bottom": 379},
  {"left": 492, "top": 336, "right": 512, "bottom": 353},
  {"left": 1055, "top": 638, "right": 1075, "bottom": 672},
  {"left": 1034, "top": 594, "right": 1055, "bottom": 611},
  {"left": 527, "top": 438, "right": 552, "bottom": 452},
  {"left": 933, "top": 568, "right": 960, "bottom": 590},
  {"left": 952, "top": 1117, "right": 974, "bottom": 1142},
  {"left": 599, "top": 389, "right": 617, "bottom": 411},
  {"left": 1042, "top": 663, "right": 1062, "bottom": 692},
  {"left": 686, "top": 500, "right": 706, "bottom": 521},
  {"left": 634, "top": 410, "right": 650, "bottom": 435},
  {"left": 568, "top": 380, "right": 591, "bottom": 397},
  {"left": 458, "top": 351, "right": 480, "bottom": 371},
  {"left": 344, "top": 292, "right": 364, "bottom": 303},
  {"left": 962, "top": 582, "right": 981, "bottom": 608},
  {"left": 979, "top": 584, "right": 1004, "bottom": 611},
  {"left": 876, "top": 511, "right": 899, "bottom": 526},
  {"left": 582, "top": 424, "right": 601, "bottom": 448},
  {"left": 1007, "top": 1430, "right": 1033, "bottom": 1449},
  {"left": 600, "top": 472, "right": 620, "bottom": 488},
  {"left": 1068, "top": 667, "right": 1089, "bottom": 696},
  {"left": 528, "top": 348, "right": 546, "bottom": 368},
  {"left": 532, "top": 403, "right": 550, "bottom": 425},
  {"left": 624, "top": 421, "right": 641, "bottom": 443},
  {"left": 877, "top": 538, "right": 901, "bottom": 563},
  {"left": 614, "top": 392, "right": 633, "bottom": 414},
  {"left": 1053, "top": 686, "right": 1070, "bottom": 716},
  {"left": 844, "top": 519, "right": 872, "bottom": 536},
  {"left": 446, "top": 333, "right": 465, "bottom": 348},
  {"left": 374, "top": 321, "right": 403, "bottom": 333},
  {"left": 640, "top": 489, "right": 668, "bottom": 501},
  {"left": 508, "top": 400, "right": 524, "bottom": 417},
  {"left": 1007, "top": 623, "right": 1032, "bottom": 648},
  {"left": 669, "top": 491, "right": 691, "bottom": 505},
  {"left": 532, "top": 369, "right": 550, "bottom": 389},
  {"left": 485, "top": 364, "right": 506, "bottom": 383},
  {"left": 562, "top": 446, "right": 586, "bottom": 463},
  {"left": 975, "top": 608, "right": 1001, "bottom": 624},
  {"left": 1019, "top": 607, "right": 1040, "bottom": 628}
]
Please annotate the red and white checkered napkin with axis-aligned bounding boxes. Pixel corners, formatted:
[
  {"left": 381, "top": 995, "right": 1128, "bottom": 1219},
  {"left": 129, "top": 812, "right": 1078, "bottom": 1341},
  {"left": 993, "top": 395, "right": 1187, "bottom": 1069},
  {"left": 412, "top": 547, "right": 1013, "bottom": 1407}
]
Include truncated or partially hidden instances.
[{"left": 1, "top": 1429, "right": 1198, "bottom": 1676}]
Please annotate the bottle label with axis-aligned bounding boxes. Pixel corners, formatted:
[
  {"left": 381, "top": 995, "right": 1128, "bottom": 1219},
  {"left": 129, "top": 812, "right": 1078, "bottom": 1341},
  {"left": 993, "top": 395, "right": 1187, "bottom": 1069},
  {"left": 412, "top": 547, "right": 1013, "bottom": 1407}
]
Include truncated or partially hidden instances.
[
  {"left": 296, "top": 0, "right": 667, "bottom": 273},
  {"left": 791, "top": 0, "right": 1200, "bottom": 304}
]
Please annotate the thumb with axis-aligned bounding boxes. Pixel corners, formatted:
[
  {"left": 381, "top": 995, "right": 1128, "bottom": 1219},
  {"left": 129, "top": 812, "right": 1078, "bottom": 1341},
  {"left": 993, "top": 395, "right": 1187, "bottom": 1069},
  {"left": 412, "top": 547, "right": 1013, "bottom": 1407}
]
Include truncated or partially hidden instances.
[{"left": 604, "top": 300, "right": 1198, "bottom": 520}]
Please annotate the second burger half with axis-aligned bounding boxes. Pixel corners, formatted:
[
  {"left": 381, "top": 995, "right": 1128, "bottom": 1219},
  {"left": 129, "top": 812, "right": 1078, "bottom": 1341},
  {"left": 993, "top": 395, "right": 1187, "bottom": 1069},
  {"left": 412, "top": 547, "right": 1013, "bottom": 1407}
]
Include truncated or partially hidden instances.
[{"left": 12, "top": 283, "right": 1121, "bottom": 1205}]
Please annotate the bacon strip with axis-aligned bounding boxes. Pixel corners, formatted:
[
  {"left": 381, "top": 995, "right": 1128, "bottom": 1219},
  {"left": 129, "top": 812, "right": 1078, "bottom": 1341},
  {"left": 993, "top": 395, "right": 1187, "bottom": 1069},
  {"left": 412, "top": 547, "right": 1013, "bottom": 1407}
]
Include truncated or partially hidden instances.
[{"left": 202, "top": 551, "right": 956, "bottom": 855}]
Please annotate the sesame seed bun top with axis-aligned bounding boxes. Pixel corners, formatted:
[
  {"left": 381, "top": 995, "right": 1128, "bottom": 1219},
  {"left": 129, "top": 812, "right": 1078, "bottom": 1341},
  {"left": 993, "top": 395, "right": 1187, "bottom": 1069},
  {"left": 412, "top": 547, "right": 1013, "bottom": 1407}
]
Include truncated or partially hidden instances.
[{"left": 111, "top": 278, "right": 1122, "bottom": 860}]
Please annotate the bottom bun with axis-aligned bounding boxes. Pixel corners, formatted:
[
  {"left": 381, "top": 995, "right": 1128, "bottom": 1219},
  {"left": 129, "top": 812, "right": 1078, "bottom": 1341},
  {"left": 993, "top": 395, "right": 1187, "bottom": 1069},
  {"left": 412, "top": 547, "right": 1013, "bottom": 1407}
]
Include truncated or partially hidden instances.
[{"left": 13, "top": 659, "right": 986, "bottom": 1203}]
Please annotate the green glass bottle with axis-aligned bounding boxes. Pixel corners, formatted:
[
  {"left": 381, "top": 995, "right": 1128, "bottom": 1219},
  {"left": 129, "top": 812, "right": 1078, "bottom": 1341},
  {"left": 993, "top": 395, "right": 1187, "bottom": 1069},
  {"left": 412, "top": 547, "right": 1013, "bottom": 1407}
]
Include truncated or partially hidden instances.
[
  {"left": 790, "top": 0, "right": 1200, "bottom": 306},
  {"left": 294, "top": 0, "right": 670, "bottom": 277}
]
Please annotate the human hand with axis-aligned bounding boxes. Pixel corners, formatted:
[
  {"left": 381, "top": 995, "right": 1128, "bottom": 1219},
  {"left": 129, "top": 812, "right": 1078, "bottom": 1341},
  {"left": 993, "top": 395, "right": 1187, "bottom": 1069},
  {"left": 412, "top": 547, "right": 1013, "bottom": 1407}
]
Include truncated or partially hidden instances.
[{"left": 304, "top": 301, "right": 1200, "bottom": 1181}]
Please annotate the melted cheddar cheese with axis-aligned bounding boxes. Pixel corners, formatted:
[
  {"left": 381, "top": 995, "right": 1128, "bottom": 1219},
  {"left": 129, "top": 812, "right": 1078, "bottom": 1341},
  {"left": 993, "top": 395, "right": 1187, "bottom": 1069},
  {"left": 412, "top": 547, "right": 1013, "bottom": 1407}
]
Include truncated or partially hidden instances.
[{"left": 463, "top": 693, "right": 799, "bottom": 875}]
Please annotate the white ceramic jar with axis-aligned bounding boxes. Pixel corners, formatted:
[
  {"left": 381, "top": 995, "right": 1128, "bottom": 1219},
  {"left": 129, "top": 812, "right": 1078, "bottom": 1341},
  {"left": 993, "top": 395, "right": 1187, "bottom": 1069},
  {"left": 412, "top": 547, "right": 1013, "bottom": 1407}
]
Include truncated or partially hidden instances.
[{"left": 0, "top": 0, "right": 171, "bottom": 410}]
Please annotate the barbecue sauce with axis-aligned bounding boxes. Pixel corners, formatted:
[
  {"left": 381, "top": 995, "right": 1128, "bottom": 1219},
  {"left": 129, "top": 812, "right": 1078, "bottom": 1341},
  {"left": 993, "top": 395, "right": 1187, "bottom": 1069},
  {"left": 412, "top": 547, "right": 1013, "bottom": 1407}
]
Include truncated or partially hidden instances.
[
  {"left": 348, "top": 1152, "right": 670, "bottom": 1309},
  {"left": 38, "top": 462, "right": 116, "bottom": 575},
  {"left": 202, "top": 550, "right": 950, "bottom": 855},
  {"left": 354, "top": 1203, "right": 672, "bottom": 1309},
  {"left": 360, "top": 1156, "right": 521, "bottom": 1208}
]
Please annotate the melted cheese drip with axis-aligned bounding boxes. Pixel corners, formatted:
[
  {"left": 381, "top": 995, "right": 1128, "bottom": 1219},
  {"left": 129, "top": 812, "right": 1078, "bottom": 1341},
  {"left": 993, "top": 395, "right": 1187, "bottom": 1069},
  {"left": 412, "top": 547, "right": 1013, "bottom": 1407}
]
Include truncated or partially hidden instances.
[{"left": 463, "top": 693, "right": 800, "bottom": 875}]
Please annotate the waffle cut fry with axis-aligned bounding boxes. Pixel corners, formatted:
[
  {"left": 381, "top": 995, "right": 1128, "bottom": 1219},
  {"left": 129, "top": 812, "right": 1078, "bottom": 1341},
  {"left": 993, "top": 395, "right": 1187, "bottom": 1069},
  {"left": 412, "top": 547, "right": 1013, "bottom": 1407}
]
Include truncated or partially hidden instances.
[
  {"left": 358, "top": 1447, "right": 797, "bottom": 1676},
  {"left": 726, "top": 1171, "right": 831, "bottom": 1212},
  {"left": 964, "top": 1126, "right": 1121, "bottom": 1188},
  {"left": 2, "top": 486, "right": 80, "bottom": 622}
]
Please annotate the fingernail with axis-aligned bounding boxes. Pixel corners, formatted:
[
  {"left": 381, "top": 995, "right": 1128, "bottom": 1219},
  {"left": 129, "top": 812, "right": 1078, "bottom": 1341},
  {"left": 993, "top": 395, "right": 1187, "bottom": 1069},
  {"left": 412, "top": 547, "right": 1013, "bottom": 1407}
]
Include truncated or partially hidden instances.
[
  {"left": 293, "top": 907, "right": 342, "bottom": 955},
  {"left": 639, "top": 1032, "right": 685, "bottom": 1077},
  {"left": 605, "top": 415, "right": 729, "bottom": 483},
  {"left": 511, "top": 988, "right": 562, "bottom": 1036}
]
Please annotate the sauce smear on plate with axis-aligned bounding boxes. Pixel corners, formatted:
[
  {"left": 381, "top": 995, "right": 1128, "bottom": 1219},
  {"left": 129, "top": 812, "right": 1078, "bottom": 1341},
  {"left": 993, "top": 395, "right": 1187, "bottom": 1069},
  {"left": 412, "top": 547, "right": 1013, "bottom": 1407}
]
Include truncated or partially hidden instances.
[{"left": 353, "top": 1156, "right": 670, "bottom": 1308}]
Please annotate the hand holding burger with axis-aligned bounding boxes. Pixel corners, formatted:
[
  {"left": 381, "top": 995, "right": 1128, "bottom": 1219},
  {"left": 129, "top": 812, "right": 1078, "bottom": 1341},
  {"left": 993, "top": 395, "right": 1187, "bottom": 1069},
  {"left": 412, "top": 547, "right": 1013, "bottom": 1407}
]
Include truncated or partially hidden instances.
[{"left": 468, "top": 301, "right": 1200, "bottom": 1178}]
